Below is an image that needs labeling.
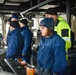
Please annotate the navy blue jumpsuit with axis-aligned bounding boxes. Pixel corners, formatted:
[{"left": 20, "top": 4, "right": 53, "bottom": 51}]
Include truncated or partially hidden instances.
[
  {"left": 37, "top": 32, "right": 67, "bottom": 75},
  {"left": 20, "top": 26, "right": 33, "bottom": 64},
  {"left": 6, "top": 29, "right": 24, "bottom": 59}
]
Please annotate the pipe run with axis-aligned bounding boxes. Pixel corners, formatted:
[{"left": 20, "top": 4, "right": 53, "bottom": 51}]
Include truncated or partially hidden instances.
[{"left": 20, "top": 0, "right": 53, "bottom": 17}]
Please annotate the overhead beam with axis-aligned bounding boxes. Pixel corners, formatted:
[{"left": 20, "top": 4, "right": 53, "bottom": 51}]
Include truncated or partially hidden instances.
[
  {"left": 7, "top": 1, "right": 22, "bottom": 3},
  {"left": 0, "top": 12, "right": 21, "bottom": 15},
  {"left": 0, "top": 8, "right": 66, "bottom": 15},
  {"left": 32, "top": 9, "right": 65, "bottom": 12},
  {"left": 48, "top": 1, "right": 60, "bottom": 5},
  {"left": 0, "top": 5, "right": 27, "bottom": 11},
  {"left": 0, "top": 12, "right": 12, "bottom": 14}
]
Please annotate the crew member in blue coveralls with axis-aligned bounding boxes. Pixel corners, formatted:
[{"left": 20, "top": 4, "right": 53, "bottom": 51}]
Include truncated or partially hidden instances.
[
  {"left": 37, "top": 18, "right": 67, "bottom": 75},
  {"left": 19, "top": 19, "right": 33, "bottom": 64},
  {"left": 6, "top": 14, "right": 18, "bottom": 45},
  {"left": 6, "top": 21, "right": 24, "bottom": 59}
]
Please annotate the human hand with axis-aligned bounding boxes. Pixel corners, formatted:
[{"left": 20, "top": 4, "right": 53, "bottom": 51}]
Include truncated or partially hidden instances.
[{"left": 20, "top": 60, "right": 27, "bottom": 66}]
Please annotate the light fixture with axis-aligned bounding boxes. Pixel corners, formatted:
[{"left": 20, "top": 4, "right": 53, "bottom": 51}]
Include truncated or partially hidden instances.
[
  {"left": 39, "top": 5, "right": 59, "bottom": 9},
  {"left": 5, "top": 3, "right": 20, "bottom": 6}
]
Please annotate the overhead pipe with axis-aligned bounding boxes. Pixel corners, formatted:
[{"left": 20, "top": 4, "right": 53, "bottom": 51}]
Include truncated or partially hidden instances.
[{"left": 20, "top": 0, "right": 53, "bottom": 17}]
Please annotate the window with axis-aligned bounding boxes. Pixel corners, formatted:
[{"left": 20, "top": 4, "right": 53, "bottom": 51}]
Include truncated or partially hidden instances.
[{"left": 0, "top": 18, "right": 2, "bottom": 33}]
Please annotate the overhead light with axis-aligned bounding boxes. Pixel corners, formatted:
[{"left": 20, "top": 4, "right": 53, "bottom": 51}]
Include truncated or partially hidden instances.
[
  {"left": 9, "top": 0, "right": 29, "bottom": 2},
  {"left": 5, "top": 3, "right": 20, "bottom": 6},
  {"left": 5, "top": 14, "right": 12, "bottom": 17},
  {"left": 0, "top": 0, "right": 4, "bottom": 3},
  {"left": 39, "top": 5, "right": 59, "bottom": 9}
]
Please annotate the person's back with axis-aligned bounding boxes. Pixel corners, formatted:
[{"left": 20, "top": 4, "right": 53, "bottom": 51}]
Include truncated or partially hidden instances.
[
  {"left": 19, "top": 19, "right": 33, "bottom": 64},
  {"left": 20, "top": 26, "right": 32, "bottom": 62},
  {"left": 6, "top": 21, "right": 24, "bottom": 59}
]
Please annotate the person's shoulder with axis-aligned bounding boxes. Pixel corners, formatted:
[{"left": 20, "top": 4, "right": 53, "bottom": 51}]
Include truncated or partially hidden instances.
[
  {"left": 14, "top": 32, "right": 23, "bottom": 40},
  {"left": 54, "top": 33, "right": 65, "bottom": 42},
  {"left": 26, "top": 28, "right": 33, "bottom": 35},
  {"left": 57, "top": 20, "right": 70, "bottom": 30},
  {"left": 13, "top": 29, "right": 21, "bottom": 36},
  {"left": 53, "top": 34, "right": 65, "bottom": 47},
  {"left": 58, "top": 18, "right": 69, "bottom": 26}
]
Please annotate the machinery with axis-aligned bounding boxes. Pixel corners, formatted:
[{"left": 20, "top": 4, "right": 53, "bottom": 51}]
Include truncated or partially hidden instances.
[{"left": 0, "top": 57, "right": 36, "bottom": 75}]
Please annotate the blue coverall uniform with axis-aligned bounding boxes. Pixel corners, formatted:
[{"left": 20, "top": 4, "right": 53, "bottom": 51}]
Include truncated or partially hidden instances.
[
  {"left": 20, "top": 26, "right": 33, "bottom": 64},
  {"left": 6, "top": 29, "right": 24, "bottom": 59},
  {"left": 37, "top": 32, "right": 67, "bottom": 75}
]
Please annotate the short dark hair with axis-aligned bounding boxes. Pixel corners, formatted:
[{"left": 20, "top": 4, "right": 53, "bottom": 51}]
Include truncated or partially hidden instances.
[
  {"left": 20, "top": 19, "right": 28, "bottom": 25},
  {"left": 45, "top": 8, "right": 57, "bottom": 15}
]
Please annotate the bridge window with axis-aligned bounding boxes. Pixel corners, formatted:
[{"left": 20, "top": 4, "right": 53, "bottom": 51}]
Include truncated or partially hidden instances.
[{"left": 0, "top": 18, "right": 2, "bottom": 33}]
